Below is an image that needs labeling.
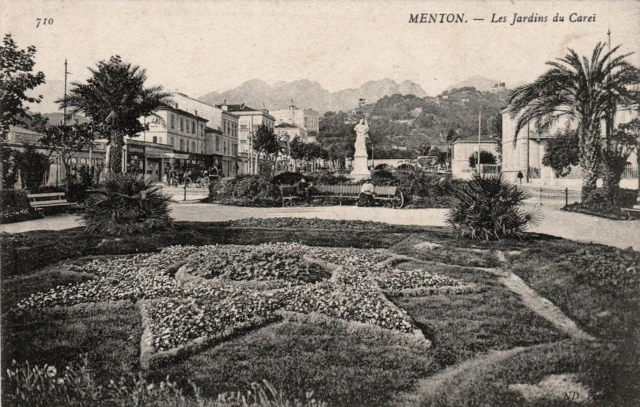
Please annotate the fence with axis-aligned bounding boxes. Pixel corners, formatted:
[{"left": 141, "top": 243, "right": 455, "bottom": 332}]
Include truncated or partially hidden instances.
[
  {"left": 622, "top": 166, "right": 638, "bottom": 179},
  {"left": 522, "top": 186, "right": 582, "bottom": 207}
]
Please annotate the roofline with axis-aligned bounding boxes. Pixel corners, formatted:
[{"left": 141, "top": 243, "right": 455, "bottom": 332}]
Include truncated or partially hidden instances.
[{"left": 158, "top": 104, "right": 208, "bottom": 121}]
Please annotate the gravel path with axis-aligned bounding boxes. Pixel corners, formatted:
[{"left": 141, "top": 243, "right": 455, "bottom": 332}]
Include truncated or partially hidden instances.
[{"left": 1, "top": 203, "right": 637, "bottom": 250}]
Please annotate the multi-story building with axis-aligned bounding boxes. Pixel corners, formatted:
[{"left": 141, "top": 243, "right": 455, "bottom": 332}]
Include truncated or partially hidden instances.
[
  {"left": 271, "top": 104, "right": 319, "bottom": 133},
  {"left": 501, "top": 106, "right": 638, "bottom": 187},
  {"left": 217, "top": 102, "right": 275, "bottom": 174},
  {"left": 134, "top": 103, "right": 208, "bottom": 181},
  {"left": 275, "top": 123, "right": 311, "bottom": 143},
  {"left": 171, "top": 93, "right": 240, "bottom": 177}
]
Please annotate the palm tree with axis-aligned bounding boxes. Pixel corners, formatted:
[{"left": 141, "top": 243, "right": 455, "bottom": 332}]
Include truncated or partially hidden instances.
[
  {"left": 507, "top": 42, "right": 640, "bottom": 201},
  {"left": 58, "top": 56, "right": 171, "bottom": 173}
]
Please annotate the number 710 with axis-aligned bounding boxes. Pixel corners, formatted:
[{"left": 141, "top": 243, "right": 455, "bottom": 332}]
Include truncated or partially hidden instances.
[{"left": 36, "top": 18, "right": 54, "bottom": 27}]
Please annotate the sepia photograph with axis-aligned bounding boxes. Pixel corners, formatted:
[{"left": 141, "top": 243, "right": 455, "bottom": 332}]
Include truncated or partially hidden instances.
[{"left": 1, "top": 0, "right": 639, "bottom": 405}]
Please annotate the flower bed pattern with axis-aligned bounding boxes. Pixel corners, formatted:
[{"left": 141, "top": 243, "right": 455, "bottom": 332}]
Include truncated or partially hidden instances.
[
  {"left": 18, "top": 242, "right": 474, "bottom": 366},
  {"left": 221, "top": 217, "right": 400, "bottom": 230}
]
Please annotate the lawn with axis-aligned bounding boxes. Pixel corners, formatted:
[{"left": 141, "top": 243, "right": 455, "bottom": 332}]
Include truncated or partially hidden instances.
[{"left": 2, "top": 219, "right": 639, "bottom": 406}]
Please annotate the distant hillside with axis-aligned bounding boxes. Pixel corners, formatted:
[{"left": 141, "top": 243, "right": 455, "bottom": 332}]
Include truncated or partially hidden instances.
[
  {"left": 198, "top": 78, "right": 427, "bottom": 113},
  {"left": 447, "top": 75, "right": 504, "bottom": 92},
  {"left": 318, "top": 88, "right": 510, "bottom": 158}
]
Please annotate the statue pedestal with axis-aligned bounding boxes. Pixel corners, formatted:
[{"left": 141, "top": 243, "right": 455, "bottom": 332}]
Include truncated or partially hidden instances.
[{"left": 350, "top": 153, "right": 370, "bottom": 181}]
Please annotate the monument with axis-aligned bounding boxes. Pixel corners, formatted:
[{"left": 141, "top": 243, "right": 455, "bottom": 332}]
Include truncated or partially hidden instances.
[{"left": 350, "top": 117, "right": 371, "bottom": 180}]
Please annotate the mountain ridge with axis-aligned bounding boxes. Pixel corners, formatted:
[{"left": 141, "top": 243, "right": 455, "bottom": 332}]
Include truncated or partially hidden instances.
[{"left": 198, "top": 78, "right": 428, "bottom": 113}]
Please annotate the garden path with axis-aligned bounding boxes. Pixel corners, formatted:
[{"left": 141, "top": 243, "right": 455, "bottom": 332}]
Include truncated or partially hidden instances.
[{"left": 1, "top": 203, "right": 637, "bottom": 250}]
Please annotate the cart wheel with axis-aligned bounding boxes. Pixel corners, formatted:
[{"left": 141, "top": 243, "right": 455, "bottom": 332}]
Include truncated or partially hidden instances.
[{"left": 392, "top": 191, "right": 404, "bottom": 208}]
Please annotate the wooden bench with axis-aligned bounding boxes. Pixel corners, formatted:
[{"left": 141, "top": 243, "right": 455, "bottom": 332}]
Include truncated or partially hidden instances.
[
  {"left": 27, "top": 192, "right": 75, "bottom": 216},
  {"left": 312, "top": 184, "right": 404, "bottom": 208}
]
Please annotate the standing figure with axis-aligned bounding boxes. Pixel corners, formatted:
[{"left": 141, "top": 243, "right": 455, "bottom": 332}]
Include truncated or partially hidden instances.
[
  {"left": 517, "top": 170, "right": 524, "bottom": 184},
  {"left": 354, "top": 117, "right": 369, "bottom": 155}
]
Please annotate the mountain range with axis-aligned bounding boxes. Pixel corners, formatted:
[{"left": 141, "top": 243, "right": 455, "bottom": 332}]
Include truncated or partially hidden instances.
[
  {"left": 198, "top": 78, "right": 428, "bottom": 114},
  {"left": 26, "top": 76, "right": 508, "bottom": 115}
]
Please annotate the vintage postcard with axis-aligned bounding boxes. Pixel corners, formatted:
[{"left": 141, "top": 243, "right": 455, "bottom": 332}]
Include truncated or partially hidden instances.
[{"left": 1, "top": 0, "right": 639, "bottom": 406}]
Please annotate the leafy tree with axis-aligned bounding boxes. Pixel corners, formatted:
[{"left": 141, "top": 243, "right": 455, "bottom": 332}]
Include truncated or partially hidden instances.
[
  {"left": 14, "top": 145, "right": 50, "bottom": 190},
  {"left": 21, "top": 113, "right": 50, "bottom": 133},
  {"left": 39, "top": 123, "right": 96, "bottom": 195},
  {"left": 542, "top": 128, "right": 580, "bottom": 177},
  {"left": 468, "top": 151, "right": 497, "bottom": 169},
  {"left": 252, "top": 124, "right": 283, "bottom": 175},
  {"left": 60, "top": 56, "right": 171, "bottom": 173},
  {"left": 508, "top": 42, "right": 640, "bottom": 201},
  {"left": 0, "top": 34, "right": 46, "bottom": 137}
]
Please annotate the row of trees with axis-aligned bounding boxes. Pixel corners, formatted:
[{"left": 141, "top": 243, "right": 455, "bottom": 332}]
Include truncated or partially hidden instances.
[{"left": 508, "top": 42, "right": 640, "bottom": 206}]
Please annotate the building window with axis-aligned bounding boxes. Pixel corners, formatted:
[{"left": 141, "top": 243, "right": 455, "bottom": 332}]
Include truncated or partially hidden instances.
[
  {"left": 216, "top": 135, "right": 220, "bottom": 151},
  {"left": 152, "top": 136, "right": 158, "bottom": 143},
  {"left": 191, "top": 121, "right": 195, "bottom": 134},
  {"left": 180, "top": 118, "right": 184, "bottom": 132},
  {"left": 169, "top": 136, "right": 173, "bottom": 147},
  {"left": 180, "top": 139, "right": 184, "bottom": 151},
  {"left": 170, "top": 114, "right": 175, "bottom": 129},
  {"left": 240, "top": 125, "right": 248, "bottom": 132},
  {"left": 191, "top": 141, "right": 196, "bottom": 152}
]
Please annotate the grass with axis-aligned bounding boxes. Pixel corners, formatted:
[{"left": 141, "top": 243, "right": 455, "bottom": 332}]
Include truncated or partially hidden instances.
[
  {"left": 389, "top": 260, "right": 566, "bottom": 365},
  {"left": 2, "top": 221, "right": 639, "bottom": 406},
  {"left": 2, "top": 301, "right": 142, "bottom": 385},
  {"left": 148, "top": 313, "right": 437, "bottom": 407}
]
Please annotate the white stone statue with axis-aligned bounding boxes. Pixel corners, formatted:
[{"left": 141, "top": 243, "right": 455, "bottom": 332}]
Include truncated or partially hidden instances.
[{"left": 354, "top": 117, "right": 369, "bottom": 155}]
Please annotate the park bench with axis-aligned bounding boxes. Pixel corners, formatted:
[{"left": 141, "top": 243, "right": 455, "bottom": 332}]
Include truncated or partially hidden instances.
[
  {"left": 27, "top": 192, "right": 74, "bottom": 216},
  {"left": 312, "top": 184, "right": 404, "bottom": 208}
]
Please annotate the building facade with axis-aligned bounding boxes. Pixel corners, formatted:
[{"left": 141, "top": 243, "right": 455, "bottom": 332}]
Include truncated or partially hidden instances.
[
  {"left": 4, "top": 126, "right": 107, "bottom": 187},
  {"left": 451, "top": 138, "right": 499, "bottom": 179},
  {"left": 217, "top": 103, "right": 275, "bottom": 174},
  {"left": 501, "top": 107, "right": 638, "bottom": 187},
  {"left": 271, "top": 104, "right": 320, "bottom": 133},
  {"left": 274, "top": 123, "right": 310, "bottom": 143},
  {"left": 171, "top": 93, "right": 239, "bottom": 177},
  {"left": 134, "top": 104, "right": 208, "bottom": 181}
]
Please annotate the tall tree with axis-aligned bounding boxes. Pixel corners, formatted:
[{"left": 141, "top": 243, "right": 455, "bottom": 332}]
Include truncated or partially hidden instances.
[
  {"left": 601, "top": 119, "right": 640, "bottom": 206},
  {"left": 508, "top": 42, "right": 640, "bottom": 201},
  {"left": 59, "top": 56, "right": 171, "bottom": 173},
  {"left": 252, "top": 124, "right": 282, "bottom": 175},
  {"left": 0, "top": 34, "right": 46, "bottom": 137},
  {"left": 542, "top": 128, "right": 581, "bottom": 177},
  {"left": 39, "top": 122, "right": 96, "bottom": 195}
]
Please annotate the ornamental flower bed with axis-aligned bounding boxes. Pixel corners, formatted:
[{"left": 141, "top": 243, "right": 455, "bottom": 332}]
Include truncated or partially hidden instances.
[
  {"left": 183, "top": 244, "right": 330, "bottom": 284},
  {"left": 17, "top": 242, "right": 472, "bottom": 359},
  {"left": 221, "top": 217, "right": 398, "bottom": 231}
]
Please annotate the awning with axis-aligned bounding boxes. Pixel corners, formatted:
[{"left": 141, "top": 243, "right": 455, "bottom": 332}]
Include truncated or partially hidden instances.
[{"left": 145, "top": 152, "right": 190, "bottom": 159}]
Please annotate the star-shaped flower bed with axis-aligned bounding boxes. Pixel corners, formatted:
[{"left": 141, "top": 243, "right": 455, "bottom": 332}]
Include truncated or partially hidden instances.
[{"left": 18, "top": 242, "right": 476, "bottom": 370}]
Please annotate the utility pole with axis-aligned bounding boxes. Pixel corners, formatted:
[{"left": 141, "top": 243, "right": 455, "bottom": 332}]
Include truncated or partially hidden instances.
[
  {"left": 63, "top": 59, "right": 69, "bottom": 125},
  {"left": 477, "top": 107, "right": 481, "bottom": 173}
]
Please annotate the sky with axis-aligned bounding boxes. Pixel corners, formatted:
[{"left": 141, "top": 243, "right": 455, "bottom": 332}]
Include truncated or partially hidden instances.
[{"left": 2, "top": 0, "right": 640, "bottom": 103}]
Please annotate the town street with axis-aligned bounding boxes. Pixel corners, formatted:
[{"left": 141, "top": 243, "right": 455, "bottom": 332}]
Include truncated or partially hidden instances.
[{"left": 2, "top": 204, "right": 638, "bottom": 250}]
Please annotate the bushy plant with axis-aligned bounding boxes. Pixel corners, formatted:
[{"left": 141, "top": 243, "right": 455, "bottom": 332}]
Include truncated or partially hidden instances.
[
  {"left": 563, "top": 246, "right": 640, "bottom": 296},
  {"left": 210, "top": 175, "right": 280, "bottom": 206},
  {"left": 270, "top": 172, "right": 305, "bottom": 186},
  {"left": 82, "top": 173, "right": 173, "bottom": 235},
  {"left": 1, "top": 189, "right": 38, "bottom": 223},
  {"left": 447, "top": 174, "right": 537, "bottom": 240}
]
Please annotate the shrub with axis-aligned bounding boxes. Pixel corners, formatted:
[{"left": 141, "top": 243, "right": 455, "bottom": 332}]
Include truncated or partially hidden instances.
[
  {"left": 1, "top": 189, "right": 38, "bottom": 223},
  {"left": 270, "top": 172, "right": 305, "bottom": 186},
  {"left": 210, "top": 175, "right": 280, "bottom": 206},
  {"left": 563, "top": 246, "right": 640, "bottom": 297},
  {"left": 447, "top": 174, "right": 537, "bottom": 240},
  {"left": 82, "top": 173, "right": 173, "bottom": 236}
]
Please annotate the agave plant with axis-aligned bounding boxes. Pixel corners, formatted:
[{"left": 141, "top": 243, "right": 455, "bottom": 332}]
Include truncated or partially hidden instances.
[
  {"left": 82, "top": 173, "right": 173, "bottom": 235},
  {"left": 447, "top": 174, "right": 539, "bottom": 240}
]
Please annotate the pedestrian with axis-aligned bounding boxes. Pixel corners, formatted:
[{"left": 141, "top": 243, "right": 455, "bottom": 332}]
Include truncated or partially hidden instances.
[
  {"left": 358, "top": 179, "right": 375, "bottom": 207},
  {"left": 517, "top": 170, "right": 524, "bottom": 184}
]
